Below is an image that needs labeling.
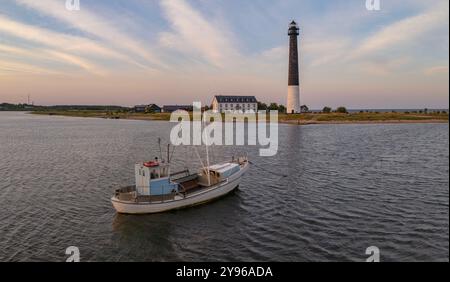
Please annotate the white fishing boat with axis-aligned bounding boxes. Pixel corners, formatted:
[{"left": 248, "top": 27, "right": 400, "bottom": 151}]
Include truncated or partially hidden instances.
[{"left": 111, "top": 144, "right": 249, "bottom": 214}]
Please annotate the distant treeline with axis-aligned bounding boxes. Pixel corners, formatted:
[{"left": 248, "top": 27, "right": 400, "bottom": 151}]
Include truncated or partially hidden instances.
[
  {"left": 0, "top": 103, "right": 130, "bottom": 112},
  {"left": 41, "top": 105, "right": 130, "bottom": 111},
  {"left": 0, "top": 103, "right": 37, "bottom": 111}
]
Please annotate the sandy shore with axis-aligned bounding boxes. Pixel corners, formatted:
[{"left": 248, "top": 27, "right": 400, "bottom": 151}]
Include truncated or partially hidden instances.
[{"left": 31, "top": 111, "right": 449, "bottom": 125}]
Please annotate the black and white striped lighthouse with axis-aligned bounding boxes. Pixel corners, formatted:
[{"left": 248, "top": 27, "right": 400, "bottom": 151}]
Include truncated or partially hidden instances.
[{"left": 287, "top": 20, "right": 300, "bottom": 114}]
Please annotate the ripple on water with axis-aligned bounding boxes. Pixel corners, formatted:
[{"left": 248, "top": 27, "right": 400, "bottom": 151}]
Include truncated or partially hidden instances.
[{"left": 0, "top": 113, "right": 448, "bottom": 261}]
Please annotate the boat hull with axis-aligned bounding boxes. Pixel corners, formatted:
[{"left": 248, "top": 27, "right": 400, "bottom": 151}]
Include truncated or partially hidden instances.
[{"left": 111, "top": 162, "right": 248, "bottom": 214}]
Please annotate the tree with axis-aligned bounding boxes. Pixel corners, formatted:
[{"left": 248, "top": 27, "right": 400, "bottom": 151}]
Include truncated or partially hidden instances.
[
  {"left": 322, "top": 106, "right": 332, "bottom": 113},
  {"left": 278, "top": 104, "right": 286, "bottom": 113},
  {"left": 336, "top": 106, "right": 348, "bottom": 113},
  {"left": 300, "top": 105, "right": 309, "bottom": 113},
  {"left": 258, "top": 102, "right": 268, "bottom": 111},
  {"left": 268, "top": 103, "right": 279, "bottom": 111}
]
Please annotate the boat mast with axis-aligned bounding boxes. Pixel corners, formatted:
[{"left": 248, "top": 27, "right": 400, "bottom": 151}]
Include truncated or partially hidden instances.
[
  {"left": 167, "top": 143, "right": 170, "bottom": 164},
  {"left": 167, "top": 143, "right": 171, "bottom": 177},
  {"left": 158, "top": 138, "right": 163, "bottom": 162},
  {"left": 204, "top": 116, "right": 211, "bottom": 186}
]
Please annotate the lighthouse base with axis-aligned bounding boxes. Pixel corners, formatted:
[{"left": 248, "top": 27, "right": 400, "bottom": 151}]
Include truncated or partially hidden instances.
[{"left": 287, "top": 86, "right": 300, "bottom": 114}]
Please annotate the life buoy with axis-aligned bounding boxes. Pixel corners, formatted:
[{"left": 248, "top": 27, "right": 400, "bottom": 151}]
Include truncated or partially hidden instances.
[{"left": 143, "top": 161, "right": 159, "bottom": 167}]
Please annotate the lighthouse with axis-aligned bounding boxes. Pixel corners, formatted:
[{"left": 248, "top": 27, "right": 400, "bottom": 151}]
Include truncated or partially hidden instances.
[{"left": 287, "top": 20, "right": 300, "bottom": 114}]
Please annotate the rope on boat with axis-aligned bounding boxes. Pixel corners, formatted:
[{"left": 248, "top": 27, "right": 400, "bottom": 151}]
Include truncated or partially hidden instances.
[
  {"left": 193, "top": 146, "right": 207, "bottom": 171},
  {"left": 248, "top": 160, "right": 288, "bottom": 178},
  {"left": 169, "top": 145, "right": 176, "bottom": 163}
]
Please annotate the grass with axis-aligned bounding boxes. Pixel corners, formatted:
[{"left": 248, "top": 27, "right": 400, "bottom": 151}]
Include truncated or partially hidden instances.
[
  {"left": 278, "top": 112, "right": 449, "bottom": 123},
  {"left": 31, "top": 110, "right": 449, "bottom": 124}
]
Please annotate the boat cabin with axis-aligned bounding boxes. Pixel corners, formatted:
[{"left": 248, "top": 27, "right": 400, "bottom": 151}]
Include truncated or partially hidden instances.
[
  {"left": 135, "top": 161, "right": 178, "bottom": 196},
  {"left": 198, "top": 163, "right": 240, "bottom": 186}
]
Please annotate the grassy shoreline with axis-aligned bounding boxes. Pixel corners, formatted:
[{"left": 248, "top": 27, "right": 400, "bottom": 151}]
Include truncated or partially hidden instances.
[{"left": 30, "top": 110, "right": 449, "bottom": 125}]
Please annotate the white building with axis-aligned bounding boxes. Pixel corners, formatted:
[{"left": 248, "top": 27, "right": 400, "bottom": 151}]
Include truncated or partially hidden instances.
[{"left": 212, "top": 95, "right": 258, "bottom": 113}]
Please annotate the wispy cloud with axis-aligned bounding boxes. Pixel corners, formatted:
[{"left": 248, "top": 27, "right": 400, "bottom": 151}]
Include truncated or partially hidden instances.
[
  {"left": 0, "top": 59, "right": 60, "bottom": 75},
  {"left": 0, "top": 43, "right": 105, "bottom": 75},
  {"left": 351, "top": 1, "right": 448, "bottom": 59},
  {"left": 424, "top": 65, "right": 449, "bottom": 76},
  {"left": 359, "top": 56, "right": 412, "bottom": 76},
  {"left": 303, "top": 38, "right": 351, "bottom": 67},
  {"left": 159, "top": 0, "right": 240, "bottom": 68},
  {"left": 297, "top": 1, "right": 448, "bottom": 78},
  {"left": 0, "top": 44, "right": 44, "bottom": 60},
  {"left": 45, "top": 50, "right": 106, "bottom": 75},
  {"left": 0, "top": 15, "right": 128, "bottom": 62},
  {"left": 14, "top": 0, "right": 163, "bottom": 69}
]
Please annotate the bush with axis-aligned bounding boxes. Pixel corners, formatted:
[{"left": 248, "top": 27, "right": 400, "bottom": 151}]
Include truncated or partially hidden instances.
[
  {"left": 300, "top": 105, "right": 309, "bottom": 113},
  {"left": 336, "top": 106, "right": 348, "bottom": 114},
  {"left": 322, "top": 106, "right": 332, "bottom": 113}
]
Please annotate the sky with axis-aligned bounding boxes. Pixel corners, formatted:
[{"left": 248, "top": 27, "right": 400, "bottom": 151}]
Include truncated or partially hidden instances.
[{"left": 0, "top": 0, "right": 448, "bottom": 109}]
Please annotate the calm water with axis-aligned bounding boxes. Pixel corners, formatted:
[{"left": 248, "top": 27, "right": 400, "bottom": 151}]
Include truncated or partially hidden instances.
[{"left": 0, "top": 112, "right": 448, "bottom": 262}]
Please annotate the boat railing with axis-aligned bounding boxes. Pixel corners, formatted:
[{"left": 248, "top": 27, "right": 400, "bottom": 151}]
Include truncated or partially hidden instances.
[
  {"left": 131, "top": 186, "right": 178, "bottom": 203},
  {"left": 169, "top": 169, "right": 190, "bottom": 181}
]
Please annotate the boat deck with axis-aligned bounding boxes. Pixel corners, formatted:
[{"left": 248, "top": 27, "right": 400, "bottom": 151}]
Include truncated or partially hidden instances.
[{"left": 114, "top": 160, "right": 247, "bottom": 204}]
